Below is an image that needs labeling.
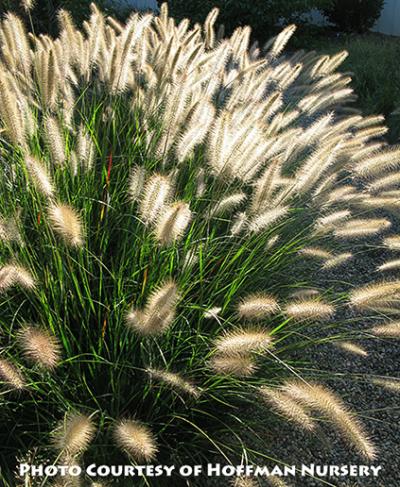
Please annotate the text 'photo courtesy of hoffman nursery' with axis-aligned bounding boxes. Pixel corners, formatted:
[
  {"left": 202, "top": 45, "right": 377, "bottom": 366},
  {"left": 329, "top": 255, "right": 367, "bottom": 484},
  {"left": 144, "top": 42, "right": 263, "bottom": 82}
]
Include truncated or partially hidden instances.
[{"left": 0, "top": 1, "right": 400, "bottom": 486}]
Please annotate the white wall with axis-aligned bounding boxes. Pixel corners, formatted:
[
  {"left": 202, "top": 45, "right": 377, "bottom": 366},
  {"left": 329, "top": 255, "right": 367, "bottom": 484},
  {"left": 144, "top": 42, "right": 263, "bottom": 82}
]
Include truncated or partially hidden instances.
[
  {"left": 108, "top": 0, "right": 159, "bottom": 12},
  {"left": 373, "top": 0, "right": 400, "bottom": 36}
]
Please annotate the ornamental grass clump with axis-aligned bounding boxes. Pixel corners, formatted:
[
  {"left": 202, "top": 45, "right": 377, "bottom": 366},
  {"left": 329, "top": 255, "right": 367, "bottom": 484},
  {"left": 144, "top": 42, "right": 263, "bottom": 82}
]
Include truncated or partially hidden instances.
[{"left": 0, "top": 3, "right": 399, "bottom": 485}]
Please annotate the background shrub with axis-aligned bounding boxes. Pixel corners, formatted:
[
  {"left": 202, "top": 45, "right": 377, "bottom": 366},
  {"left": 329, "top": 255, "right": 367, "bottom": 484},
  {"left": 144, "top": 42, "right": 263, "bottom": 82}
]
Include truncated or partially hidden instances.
[
  {"left": 323, "top": 0, "right": 385, "bottom": 33},
  {"left": 167, "top": 0, "right": 334, "bottom": 42}
]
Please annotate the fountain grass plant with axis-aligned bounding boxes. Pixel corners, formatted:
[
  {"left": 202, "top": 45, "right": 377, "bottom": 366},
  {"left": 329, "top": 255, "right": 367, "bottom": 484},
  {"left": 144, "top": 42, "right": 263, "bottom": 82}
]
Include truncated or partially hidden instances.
[{"left": 1, "top": 3, "right": 400, "bottom": 486}]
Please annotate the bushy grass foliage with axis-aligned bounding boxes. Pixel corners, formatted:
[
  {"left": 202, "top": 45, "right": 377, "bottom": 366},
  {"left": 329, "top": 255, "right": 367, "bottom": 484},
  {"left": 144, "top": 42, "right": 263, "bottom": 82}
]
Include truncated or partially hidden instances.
[{"left": 1, "top": 3, "right": 400, "bottom": 486}]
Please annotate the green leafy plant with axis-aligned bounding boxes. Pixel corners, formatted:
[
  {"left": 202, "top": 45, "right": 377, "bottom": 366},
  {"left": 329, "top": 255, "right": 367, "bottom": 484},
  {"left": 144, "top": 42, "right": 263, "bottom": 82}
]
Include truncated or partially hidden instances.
[
  {"left": 0, "top": 3, "right": 398, "bottom": 487},
  {"left": 323, "top": 0, "right": 385, "bottom": 33}
]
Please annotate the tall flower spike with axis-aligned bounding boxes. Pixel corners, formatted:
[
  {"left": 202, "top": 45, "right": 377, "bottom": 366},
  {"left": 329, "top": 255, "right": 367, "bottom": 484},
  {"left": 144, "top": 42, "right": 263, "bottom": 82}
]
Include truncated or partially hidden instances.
[
  {"left": 210, "top": 353, "right": 257, "bottom": 377},
  {"left": 284, "top": 299, "right": 335, "bottom": 321},
  {"left": 259, "top": 387, "right": 315, "bottom": 432},
  {"left": 25, "top": 155, "right": 55, "bottom": 198},
  {"left": 282, "top": 382, "right": 376, "bottom": 460},
  {"left": 154, "top": 201, "right": 192, "bottom": 246},
  {"left": 53, "top": 414, "right": 96, "bottom": 456},
  {"left": 114, "top": 419, "right": 158, "bottom": 462},
  {"left": 44, "top": 116, "right": 66, "bottom": 166},
  {"left": 0, "top": 358, "right": 26, "bottom": 390},
  {"left": 0, "top": 265, "right": 36, "bottom": 293},
  {"left": 214, "top": 328, "right": 273, "bottom": 355},
  {"left": 138, "top": 173, "right": 173, "bottom": 225},
  {"left": 48, "top": 204, "right": 84, "bottom": 247},
  {"left": 126, "top": 280, "right": 179, "bottom": 335},
  {"left": 238, "top": 294, "right": 279, "bottom": 320},
  {"left": 18, "top": 325, "right": 61, "bottom": 370},
  {"left": 146, "top": 368, "right": 201, "bottom": 398},
  {"left": 128, "top": 165, "right": 146, "bottom": 202}
]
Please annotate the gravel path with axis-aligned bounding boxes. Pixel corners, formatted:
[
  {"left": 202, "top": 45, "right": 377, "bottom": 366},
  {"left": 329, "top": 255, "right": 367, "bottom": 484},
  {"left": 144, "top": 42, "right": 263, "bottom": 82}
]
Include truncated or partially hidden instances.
[{"left": 250, "top": 239, "right": 400, "bottom": 487}]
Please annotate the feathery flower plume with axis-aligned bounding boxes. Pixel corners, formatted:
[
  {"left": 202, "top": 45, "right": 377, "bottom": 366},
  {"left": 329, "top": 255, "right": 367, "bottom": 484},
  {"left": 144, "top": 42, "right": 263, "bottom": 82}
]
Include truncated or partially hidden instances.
[
  {"left": 269, "top": 24, "right": 296, "bottom": 57},
  {"left": 322, "top": 253, "right": 352, "bottom": 269},
  {"left": 18, "top": 325, "right": 61, "bottom": 369},
  {"left": 0, "top": 265, "right": 35, "bottom": 293},
  {"left": 0, "top": 73, "right": 26, "bottom": 147},
  {"left": 315, "top": 210, "right": 351, "bottom": 233},
  {"left": 209, "top": 193, "right": 246, "bottom": 218},
  {"left": 0, "top": 358, "right": 26, "bottom": 390},
  {"left": 154, "top": 201, "right": 192, "bottom": 246},
  {"left": 368, "top": 172, "right": 400, "bottom": 193},
  {"left": 259, "top": 387, "right": 315, "bottom": 431},
  {"left": 350, "top": 281, "right": 400, "bottom": 310},
  {"left": 126, "top": 280, "right": 179, "bottom": 335},
  {"left": 138, "top": 173, "right": 173, "bottom": 225},
  {"left": 282, "top": 382, "right": 376, "bottom": 460},
  {"left": 354, "top": 146, "right": 400, "bottom": 177},
  {"left": 44, "top": 116, "right": 66, "bottom": 166},
  {"left": 214, "top": 328, "right": 273, "bottom": 355},
  {"left": 370, "top": 377, "right": 400, "bottom": 392},
  {"left": 146, "top": 368, "right": 200, "bottom": 398},
  {"left": 25, "top": 155, "right": 55, "bottom": 198},
  {"left": 336, "top": 342, "right": 368, "bottom": 357},
  {"left": 231, "top": 476, "right": 258, "bottom": 487},
  {"left": 377, "top": 259, "right": 400, "bottom": 272},
  {"left": 210, "top": 354, "right": 257, "bottom": 377},
  {"left": 128, "top": 165, "right": 146, "bottom": 202},
  {"left": 267, "top": 476, "right": 291, "bottom": 487},
  {"left": 21, "top": 0, "right": 35, "bottom": 11},
  {"left": 334, "top": 218, "right": 391, "bottom": 238},
  {"left": 299, "top": 247, "right": 331, "bottom": 260},
  {"left": 114, "top": 419, "right": 158, "bottom": 461},
  {"left": 370, "top": 321, "right": 400, "bottom": 337},
  {"left": 53, "top": 414, "right": 96, "bottom": 456},
  {"left": 284, "top": 299, "right": 334, "bottom": 321},
  {"left": 77, "top": 126, "right": 95, "bottom": 170},
  {"left": 247, "top": 206, "right": 288, "bottom": 234},
  {"left": 383, "top": 235, "right": 400, "bottom": 250},
  {"left": 48, "top": 204, "right": 84, "bottom": 247},
  {"left": 238, "top": 294, "right": 279, "bottom": 320}
]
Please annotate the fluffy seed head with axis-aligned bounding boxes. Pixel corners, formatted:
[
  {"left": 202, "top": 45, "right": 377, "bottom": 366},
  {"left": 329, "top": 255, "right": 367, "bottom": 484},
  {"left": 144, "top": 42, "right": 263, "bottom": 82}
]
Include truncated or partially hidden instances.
[
  {"left": 284, "top": 299, "right": 334, "bottom": 321},
  {"left": 238, "top": 294, "right": 279, "bottom": 320},
  {"left": 53, "top": 414, "right": 96, "bottom": 456},
  {"left": 231, "top": 476, "right": 258, "bottom": 487},
  {"left": 128, "top": 165, "right": 146, "bottom": 202},
  {"left": 350, "top": 281, "right": 400, "bottom": 311},
  {"left": 25, "top": 155, "right": 55, "bottom": 198},
  {"left": 377, "top": 259, "right": 400, "bottom": 272},
  {"left": 214, "top": 328, "right": 273, "bottom": 355},
  {"left": 138, "top": 173, "right": 173, "bottom": 225},
  {"left": 210, "top": 354, "right": 257, "bottom": 377},
  {"left": 259, "top": 387, "right": 315, "bottom": 431},
  {"left": 18, "top": 325, "right": 61, "bottom": 369},
  {"left": 370, "top": 321, "right": 400, "bottom": 337},
  {"left": 336, "top": 341, "right": 368, "bottom": 357},
  {"left": 154, "top": 201, "right": 192, "bottom": 246},
  {"left": 322, "top": 253, "right": 353, "bottom": 269},
  {"left": 282, "top": 381, "right": 376, "bottom": 460},
  {"left": 0, "top": 265, "right": 36, "bottom": 293},
  {"left": 126, "top": 280, "right": 179, "bottom": 335},
  {"left": 146, "top": 368, "right": 200, "bottom": 398},
  {"left": 0, "top": 358, "right": 26, "bottom": 390},
  {"left": 48, "top": 204, "right": 84, "bottom": 247},
  {"left": 114, "top": 419, "right": 158, "bottom": 461}
]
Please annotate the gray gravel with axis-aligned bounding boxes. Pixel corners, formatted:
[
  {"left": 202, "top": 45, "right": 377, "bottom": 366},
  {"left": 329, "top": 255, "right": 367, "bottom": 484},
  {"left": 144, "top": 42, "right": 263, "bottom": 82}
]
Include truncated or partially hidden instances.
[{"left": 249, "top": 241, "right": 400, "bottom": 487}]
